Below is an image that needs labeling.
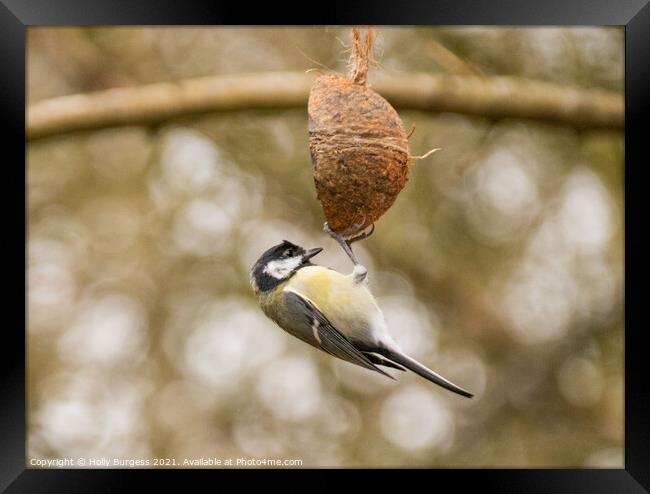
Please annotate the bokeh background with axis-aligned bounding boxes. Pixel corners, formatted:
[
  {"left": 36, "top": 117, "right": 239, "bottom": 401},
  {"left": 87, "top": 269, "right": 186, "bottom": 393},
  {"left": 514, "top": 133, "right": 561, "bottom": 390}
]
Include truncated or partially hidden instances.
[{"left": 27, "top": 27, "right": 624, "bottom": 467}]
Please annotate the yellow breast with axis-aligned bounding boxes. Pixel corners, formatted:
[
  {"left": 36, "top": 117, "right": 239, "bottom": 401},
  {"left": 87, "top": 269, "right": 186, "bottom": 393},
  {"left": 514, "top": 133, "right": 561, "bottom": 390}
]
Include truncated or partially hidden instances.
[{"left": 284, "top": 266, "right": 383, "bottom": 341}]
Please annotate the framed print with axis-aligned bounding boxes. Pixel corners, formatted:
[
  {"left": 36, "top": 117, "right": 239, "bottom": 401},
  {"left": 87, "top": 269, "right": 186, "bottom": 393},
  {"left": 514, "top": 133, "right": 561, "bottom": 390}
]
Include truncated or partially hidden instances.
[{"left": 2, "top": 0, "right": 648, "bottom": 491}]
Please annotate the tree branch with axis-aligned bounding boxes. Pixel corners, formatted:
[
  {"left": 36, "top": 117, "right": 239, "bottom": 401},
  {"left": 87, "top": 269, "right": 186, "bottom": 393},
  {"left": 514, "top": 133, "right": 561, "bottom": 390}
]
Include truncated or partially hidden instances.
[{"left": 27, "top": 71, "right": 623, "bottom": 140}]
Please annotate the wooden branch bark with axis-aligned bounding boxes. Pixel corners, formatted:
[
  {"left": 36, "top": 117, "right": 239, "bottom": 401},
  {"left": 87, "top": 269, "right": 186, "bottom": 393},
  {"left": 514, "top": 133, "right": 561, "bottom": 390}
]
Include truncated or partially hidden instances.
[{"left": 27, "top": 71, "right": 623, "bottom": 140}]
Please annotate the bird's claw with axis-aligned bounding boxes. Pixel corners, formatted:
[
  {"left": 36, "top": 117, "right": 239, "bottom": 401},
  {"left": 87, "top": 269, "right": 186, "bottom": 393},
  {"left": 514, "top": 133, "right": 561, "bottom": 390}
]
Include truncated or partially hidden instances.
[
  {"left": 347, "top": 223, "right": 375, "bottom": 245},
  {"left": 323, "top": 222, "right": 375, "bottom": 266}
]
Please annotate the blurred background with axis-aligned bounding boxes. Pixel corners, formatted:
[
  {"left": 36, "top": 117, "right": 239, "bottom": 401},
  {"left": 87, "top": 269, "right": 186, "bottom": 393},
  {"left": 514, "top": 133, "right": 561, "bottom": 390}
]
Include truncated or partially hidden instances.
[{"left": 27, "top": 27, "right": 623, "bottom": 467}]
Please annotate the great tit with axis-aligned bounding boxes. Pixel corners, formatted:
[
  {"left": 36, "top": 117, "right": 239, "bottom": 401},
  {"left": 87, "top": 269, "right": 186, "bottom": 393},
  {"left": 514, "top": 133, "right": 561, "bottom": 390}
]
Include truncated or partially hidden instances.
[{"left": 250, "top": 240, "right": 473, "bottom": 398}]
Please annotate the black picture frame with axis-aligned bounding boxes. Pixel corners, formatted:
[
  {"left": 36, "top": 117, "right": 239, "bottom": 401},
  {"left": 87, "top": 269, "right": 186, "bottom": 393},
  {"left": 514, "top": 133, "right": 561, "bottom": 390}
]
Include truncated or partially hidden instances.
[{"left": 3, "top": 0, "right": 648, "bottom": 491}]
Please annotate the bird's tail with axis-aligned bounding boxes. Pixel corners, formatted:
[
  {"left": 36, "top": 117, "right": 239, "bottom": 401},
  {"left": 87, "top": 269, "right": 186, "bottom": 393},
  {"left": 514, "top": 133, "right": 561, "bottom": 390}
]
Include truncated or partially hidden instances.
[{"left": 379, "top": 346, "right": 473, "bottom": 398}]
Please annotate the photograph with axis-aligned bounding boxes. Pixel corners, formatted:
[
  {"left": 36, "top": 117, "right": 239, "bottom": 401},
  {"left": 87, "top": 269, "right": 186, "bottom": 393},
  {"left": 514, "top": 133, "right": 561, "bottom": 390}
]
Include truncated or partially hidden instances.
[{"left": 25, "top": 25, "right": 624, "bottom": 469}]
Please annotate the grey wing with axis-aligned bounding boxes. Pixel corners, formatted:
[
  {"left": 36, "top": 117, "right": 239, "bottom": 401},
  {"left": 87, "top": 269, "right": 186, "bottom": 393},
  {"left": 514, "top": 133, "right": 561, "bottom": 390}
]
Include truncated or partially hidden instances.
[{"left": 284, "top": 291, "right": 394, "bottom": 379}]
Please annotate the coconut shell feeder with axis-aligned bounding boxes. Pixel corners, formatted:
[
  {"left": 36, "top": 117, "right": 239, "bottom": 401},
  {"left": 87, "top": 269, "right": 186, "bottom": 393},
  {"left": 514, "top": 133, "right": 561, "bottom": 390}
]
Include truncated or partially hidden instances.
[{"left": 308, "top": 28, "right": 437, "bottom": 264}]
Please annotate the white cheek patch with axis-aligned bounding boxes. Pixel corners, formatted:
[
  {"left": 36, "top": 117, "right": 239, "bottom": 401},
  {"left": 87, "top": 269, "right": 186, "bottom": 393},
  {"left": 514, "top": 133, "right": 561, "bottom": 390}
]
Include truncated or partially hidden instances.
[{"left": 263, "top": 256, "right": 303, "bottom": 279}]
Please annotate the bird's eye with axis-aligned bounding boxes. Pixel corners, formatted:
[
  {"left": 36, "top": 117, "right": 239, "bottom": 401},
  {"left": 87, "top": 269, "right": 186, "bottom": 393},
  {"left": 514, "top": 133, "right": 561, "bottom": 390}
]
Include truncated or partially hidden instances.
[{"left": 281, "top": 249, "right": 292, "bottom": 258}]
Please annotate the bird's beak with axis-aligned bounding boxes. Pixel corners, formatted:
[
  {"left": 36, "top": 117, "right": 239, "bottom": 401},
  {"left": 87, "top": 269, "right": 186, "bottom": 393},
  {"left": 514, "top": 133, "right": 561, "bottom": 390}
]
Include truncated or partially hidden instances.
[{"left": 303, "top": 247, "right": 323, "bottom": 261}]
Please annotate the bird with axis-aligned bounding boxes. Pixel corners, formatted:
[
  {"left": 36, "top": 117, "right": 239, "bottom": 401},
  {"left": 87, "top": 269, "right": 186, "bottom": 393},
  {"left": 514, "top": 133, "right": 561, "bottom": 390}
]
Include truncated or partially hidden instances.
[{"left": 250, "top": 239, "right": 473, "bottom": 398}]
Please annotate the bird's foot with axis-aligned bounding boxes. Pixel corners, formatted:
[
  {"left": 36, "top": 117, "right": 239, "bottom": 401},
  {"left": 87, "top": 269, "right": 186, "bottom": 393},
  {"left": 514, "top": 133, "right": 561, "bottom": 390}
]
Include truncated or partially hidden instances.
[
  {"left": 347, "top": 223, "right": 375, "bottom": 245},
  {"left": 323, "top": 222, "right": 359, "bottom": 265},
  {"left": 323, "top": 222, "right": 375, "bottom": 266}
]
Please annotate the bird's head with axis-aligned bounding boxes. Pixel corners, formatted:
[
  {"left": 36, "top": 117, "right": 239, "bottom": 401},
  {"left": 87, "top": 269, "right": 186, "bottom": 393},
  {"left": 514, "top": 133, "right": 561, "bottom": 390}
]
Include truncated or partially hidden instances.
[{"left": 250, "top": 240, "right": 323, "bottom": 293}]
